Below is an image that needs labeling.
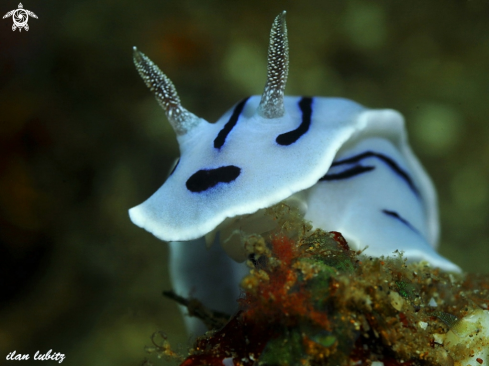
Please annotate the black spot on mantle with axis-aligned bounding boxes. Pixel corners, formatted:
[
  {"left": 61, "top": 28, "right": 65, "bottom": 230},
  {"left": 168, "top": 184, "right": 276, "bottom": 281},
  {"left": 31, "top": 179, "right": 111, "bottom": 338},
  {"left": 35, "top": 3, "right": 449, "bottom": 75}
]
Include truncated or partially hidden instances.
[
  {"left": 276, "top": 97, "right": 313, "bottom": 146},
  {"left": 186, "top": 166, "right": 241, "bottom": 193},
  {"left": 214, "top": 97, "right": 250, "bottom": 149}
]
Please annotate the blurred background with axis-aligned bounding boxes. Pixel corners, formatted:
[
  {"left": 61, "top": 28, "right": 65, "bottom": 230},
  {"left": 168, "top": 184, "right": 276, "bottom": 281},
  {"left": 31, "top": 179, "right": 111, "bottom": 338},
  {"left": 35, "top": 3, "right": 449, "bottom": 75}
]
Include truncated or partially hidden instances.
[{"left": 1, "top": 0, "right": 489, "bottom": 364}]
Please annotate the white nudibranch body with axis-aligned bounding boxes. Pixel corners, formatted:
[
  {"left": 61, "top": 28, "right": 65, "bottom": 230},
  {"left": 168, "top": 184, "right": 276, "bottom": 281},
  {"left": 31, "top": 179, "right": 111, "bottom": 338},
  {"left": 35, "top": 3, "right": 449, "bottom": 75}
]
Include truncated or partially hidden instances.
[{"left": 129, "top": 11, "right": 460, "bottom": 333}]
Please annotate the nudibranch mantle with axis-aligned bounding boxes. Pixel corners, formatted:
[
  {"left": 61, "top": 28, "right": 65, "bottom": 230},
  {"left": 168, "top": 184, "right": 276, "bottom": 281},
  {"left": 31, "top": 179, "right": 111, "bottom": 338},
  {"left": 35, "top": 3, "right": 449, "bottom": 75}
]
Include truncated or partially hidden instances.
[
  {"left": 130, "top": 97, "right": 432, "bottom": 240},
  {"left": 129, "top": 11, "right": 460, "bottom": 280}
]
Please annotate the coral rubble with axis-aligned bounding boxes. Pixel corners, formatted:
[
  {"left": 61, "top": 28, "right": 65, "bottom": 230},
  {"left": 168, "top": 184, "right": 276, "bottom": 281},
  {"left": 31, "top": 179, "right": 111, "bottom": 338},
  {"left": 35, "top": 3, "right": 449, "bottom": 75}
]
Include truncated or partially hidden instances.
[{"left": 150, "top": 204, "right": 489, "bottom": 366}]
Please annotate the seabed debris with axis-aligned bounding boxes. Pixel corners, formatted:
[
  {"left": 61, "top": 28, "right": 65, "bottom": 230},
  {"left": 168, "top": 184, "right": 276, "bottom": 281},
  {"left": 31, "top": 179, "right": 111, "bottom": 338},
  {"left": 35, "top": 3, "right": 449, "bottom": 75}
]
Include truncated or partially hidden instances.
[{"left": 145, "top": 204, "right": 489, "bottom": 366}]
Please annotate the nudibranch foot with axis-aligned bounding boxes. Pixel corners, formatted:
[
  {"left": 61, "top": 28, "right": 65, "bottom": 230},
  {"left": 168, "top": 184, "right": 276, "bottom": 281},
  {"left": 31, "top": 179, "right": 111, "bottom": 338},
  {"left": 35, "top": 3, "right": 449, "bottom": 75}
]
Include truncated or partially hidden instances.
[{"left": 168, "top": 238, "right": 248, "bottom": 335}]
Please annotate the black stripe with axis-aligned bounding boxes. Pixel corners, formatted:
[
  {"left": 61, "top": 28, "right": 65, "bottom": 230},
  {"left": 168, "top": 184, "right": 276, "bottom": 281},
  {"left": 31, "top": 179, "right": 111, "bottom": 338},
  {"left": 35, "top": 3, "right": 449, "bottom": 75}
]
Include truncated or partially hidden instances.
[
  {"left": 382, "top": 209, "right": 419, "bottom": 234},
  {"left": 276, "top": 97, "right": 313, "bottom": 146},
  {"left": 332, "top": 151, "right": 419, "bottom": 196},
  {"left": 319, "top": 165, "right": 375, "bottom": 181},
  {"left": 186, "top": 166, "right": 241, "bottom": 193},
  {"left": 214, "top": 97, "right": 250, "bottom": 149}
]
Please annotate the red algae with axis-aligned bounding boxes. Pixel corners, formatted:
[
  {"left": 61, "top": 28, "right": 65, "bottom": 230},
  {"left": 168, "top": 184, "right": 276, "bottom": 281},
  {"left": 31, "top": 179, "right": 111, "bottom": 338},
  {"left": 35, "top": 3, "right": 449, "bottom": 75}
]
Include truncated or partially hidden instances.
[
  {"left": 241, "top": 234, "right": 330, "bottom": 330},
  {"left": 271, "top": 236, "right": 296, "bottom": 266}
]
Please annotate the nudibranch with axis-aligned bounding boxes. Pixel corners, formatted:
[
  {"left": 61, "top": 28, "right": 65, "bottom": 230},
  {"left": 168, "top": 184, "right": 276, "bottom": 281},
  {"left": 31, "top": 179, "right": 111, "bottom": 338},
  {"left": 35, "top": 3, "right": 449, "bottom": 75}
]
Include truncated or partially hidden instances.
[{"left": 130, "top": 11, "right": 460, "bottom": 331}]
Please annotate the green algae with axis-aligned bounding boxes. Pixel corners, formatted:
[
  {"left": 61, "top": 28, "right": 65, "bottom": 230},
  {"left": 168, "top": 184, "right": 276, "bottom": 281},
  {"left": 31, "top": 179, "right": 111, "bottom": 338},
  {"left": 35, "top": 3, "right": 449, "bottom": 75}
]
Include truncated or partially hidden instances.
[
  {"left": 259, "top": 328, "right": 303, "bottom": 366},
  {"left": 395, "top": 280, "right": 417, "bottom": 300}
]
